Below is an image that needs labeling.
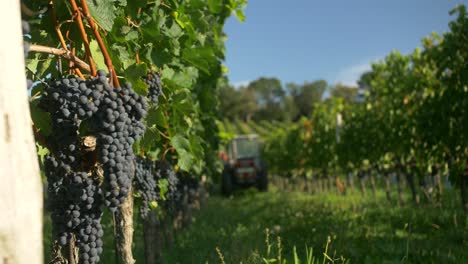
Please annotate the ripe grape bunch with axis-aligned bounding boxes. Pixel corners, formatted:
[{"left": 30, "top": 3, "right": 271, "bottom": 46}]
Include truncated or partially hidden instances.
[
  {"left": 134, "top": 157, "right": 161, "bottom": 219},
  {"left": 142, "top": 71, "right": 162, "bottom": 105},
  {"left": 134, "top": 158, "right": 179, "bottom": 218},
  {"left": 40, "top": 70, "right": 148, "bottom": 263},
  {"left": 155, "top": 159, "right": 179, "bottom": 201},
  {"left": 170, "top": 171, "right": 200, "bottom": 212},
  {"left": 91, "top": 70, "right": 148, "bottom": 210},
  {"left": 45, "top": 155, "right": 104, "bottom": 264}
]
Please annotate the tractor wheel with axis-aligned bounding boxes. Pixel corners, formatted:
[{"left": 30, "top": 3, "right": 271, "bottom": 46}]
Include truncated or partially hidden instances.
[
  {"left": 222, "top": 167, "right": 234, "bottom": 196},
  {"left": 257, "top": 169, "right": 268, "bottom": 192}
]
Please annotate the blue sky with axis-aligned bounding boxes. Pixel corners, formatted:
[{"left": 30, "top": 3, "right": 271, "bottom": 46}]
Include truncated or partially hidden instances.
[{"left": 223, "top": 0, "right": 466, "bottom": 87}]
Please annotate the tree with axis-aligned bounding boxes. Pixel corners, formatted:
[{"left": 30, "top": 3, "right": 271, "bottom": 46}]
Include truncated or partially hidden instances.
[
  {"left": 239, "top": 88, "right": 258, "bottom": 122},
  {"left": 218, "top": 85, "right": 244, "bottom": 120},
  {"left": 357, "top": 71, "right": 373, "bottom": 91},
  {"left": 282, "top": 95, "right": 299, "bottom": 122},
  {"left": 329, "top": 83, "right": 358, "bottom": 103},
  {"left": 218, "top": 85, "right": 258, "bottom": 122},
  {"left": 247, "top": 77, "right": 286, "bottom": 121},
  {"left": 288, "top": 80, "right": 327, "bottom": 119}
]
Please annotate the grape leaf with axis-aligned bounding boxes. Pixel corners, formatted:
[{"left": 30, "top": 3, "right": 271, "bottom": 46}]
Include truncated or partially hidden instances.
[{"left": 87, "top": 0, "right": 116, "bottom": 32}]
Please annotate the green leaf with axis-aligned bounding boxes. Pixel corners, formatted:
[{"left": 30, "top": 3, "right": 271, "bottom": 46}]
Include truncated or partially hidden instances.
[
  {"left": 147, "top": 107, "right": 167, "bottom": 128},
  {"left": 30, "top": 82, "right": 46, "bottom": 98},
  {"left": 127, "top": 0, "right": 148, "bottom": 19},
  {"left": 125, "top": 31, "right": 139, "bottom": 42},
  {"left": 26, "top": 53, "right": 41, "bottom": 73},
  {"left": 115, "top": 0, "right": 127, "bottom": 7},
  {"left": 172, "top": 67, "right": 198, "bottom": 88},
  {"left": 124, "top": 63, "right": 148, "bottom": 95},
  {"left": 208, "top": 0, "right": 223, "bottom": 13},
  {"left": 30, "top": 100, "right": 52, "bottom": 137},
  {"left": 131, "top": 79, "right": 148, "bottom": 96},
  {"left": 140, "top": 126, "right": 161, "bottom": 150},
  {"left": 162, "top": 67, "right": 175, "bottom": 80},
  {"left": 171, "top": 134, "right": 191, "bottom": 152},
  {"left": 174, "top": 100, "right": 194, "bottom": 115},
  {"left": 78, "top": 119, "right": 93, "bottom": 136},
  {"left": 158, "top": 178, "right": 169, "bottom": 200},
  {"left": 182, "top": 47, "right": 217, "bottom": 74},
  {"left": 172, "top": 89, "right": 189, "bottom": 102},
  {"left": 163, "top": 21, "right": 183, "bottom": 39},
  {"left": 90, "top": 40, "right": 106, "bottom": 70},
  {"left": 110, "top": 16, "right": 128, "bottom": 43},
  {"left": 87, "top": 0, "right": 117, "bottom": 31},
  {"left": 177, "top": 149, "right": 194, "bottom": 171},
  {"left": 189, "top": 135, "right": 204, "bottom": 158},
  {"left": 36, "top": 144, "right": 49, "bottom": 164},
  {"left": 142, "top": 19, "right": 161, "bottom": 40},
  {"left": 36, "top": 56, "right": 58, "bottom": 79},
  {"left": 235, "top": 9, "right": 246, "bottom": 22},
  {"left": 111, "top": 44, "right": 131, "bottom": 70}
]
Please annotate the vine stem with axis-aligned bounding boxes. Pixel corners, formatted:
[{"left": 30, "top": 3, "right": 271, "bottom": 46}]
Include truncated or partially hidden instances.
[
  {"left": 49, "top": 1, "right": 85, "bottom": 79},
  {"left": 159, "top": 131, "right": 171, "bottom": 140},
  {"left": 71, "top": 48, "right": 85, "bottom": 79},
  {"left": 162, "top": 147, "right": 174, "bottom": 160},
  {"left": 69, "top": 0, "right": 97, "bottom": 76},
  {"left": 80, "top": 0, "right": 120, "bottom": 88},
  {"left": 29, "top": 44, "right": 90, "bottom": 72},
  {"left": 135, "top": 52, "right": 140, "bottom": 64}
]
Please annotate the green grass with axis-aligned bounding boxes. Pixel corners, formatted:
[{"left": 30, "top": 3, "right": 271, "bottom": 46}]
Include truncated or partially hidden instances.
[
  {"left": 164, "top": 187, "right": 468, "bottom": 263},
  {"left": 44, "top": 187, "right": 468, "bottom": 263}
]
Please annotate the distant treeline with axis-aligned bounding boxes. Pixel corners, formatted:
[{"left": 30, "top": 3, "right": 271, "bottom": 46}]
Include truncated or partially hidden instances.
[{"left": 218, "top": 77, "right": 362, "bottom": 122}]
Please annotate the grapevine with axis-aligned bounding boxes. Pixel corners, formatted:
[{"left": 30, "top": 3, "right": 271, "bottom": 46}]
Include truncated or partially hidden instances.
[{"left": 20, "top": 0, "right": 248, "bottom": 262}]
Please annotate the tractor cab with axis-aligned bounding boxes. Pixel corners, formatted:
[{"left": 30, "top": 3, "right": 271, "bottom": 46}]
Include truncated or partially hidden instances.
[{"left": 221, "top": 134, "right": 267, "bottom": 195}]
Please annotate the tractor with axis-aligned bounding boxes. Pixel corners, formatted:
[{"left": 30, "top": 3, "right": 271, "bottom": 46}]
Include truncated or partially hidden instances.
[{"left": 221, "top": 134, "right": 268, "bottom": 196}]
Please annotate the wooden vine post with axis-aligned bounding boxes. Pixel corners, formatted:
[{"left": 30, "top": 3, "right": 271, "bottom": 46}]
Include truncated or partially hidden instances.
[{"left": 0, "top": 0, "right": 43, "bottom": 263}]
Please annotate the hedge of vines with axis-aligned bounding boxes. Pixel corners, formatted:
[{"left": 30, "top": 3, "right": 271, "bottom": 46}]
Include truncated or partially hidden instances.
[{"left": 262, "top": 5, "right": 468, "bottom": 211}]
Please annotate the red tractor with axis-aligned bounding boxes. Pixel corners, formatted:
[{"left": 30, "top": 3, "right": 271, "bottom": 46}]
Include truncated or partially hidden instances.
[{"left": 221, "top": 134, "right": 268, "bottom": 196}]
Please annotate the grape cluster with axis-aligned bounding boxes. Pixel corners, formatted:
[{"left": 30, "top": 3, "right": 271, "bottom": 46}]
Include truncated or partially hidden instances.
[
  {"left": 142, "top": 71, "right": 162, "bottom": 105},
  {"left": 134, "top": 157, "right": 160, "bottom": 219},
  {"left": 176, "top": 172, "right": 199, "bottom": 204},
  {"left": 45, "top": 155, "right": 103, "bottom": 264},
  {"left": 40, "top": 74, "right": 105, "bottom": 264},
  {"left": 155, "top": 159, "right": 179, "bottom": 201},
  {"left": 133, "top": 158, "right": 180, "bottom": 219},
  {"left": 40, "top": 70, "right": 148, "bottom": 262},
  {"left": 91, "top": 70, "right": 148, "bottom": 210},
  {"left": 163, "top": 170, "right": 199, "bottom": 214},
  {"left": 40, "top": 71, "right": 148, "bottom": 212}
]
